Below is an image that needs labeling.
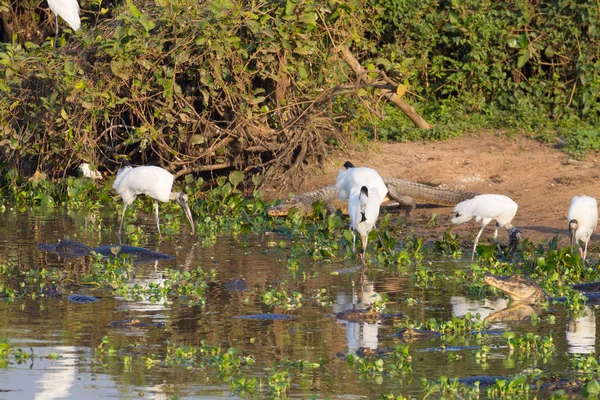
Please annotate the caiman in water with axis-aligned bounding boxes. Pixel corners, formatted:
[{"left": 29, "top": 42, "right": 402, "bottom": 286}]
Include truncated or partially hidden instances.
[
  {"left": 267, "top": 176, "right": 479, "bottom": 216},
  {"left": 484, "top": 273, "right": 600, "bottom": 321},
  {"left": 484, "top": 273, "right": 600, "bottom": 304},
  {"left": 38, "top": 239, "right": 173, "bottom": 263}
]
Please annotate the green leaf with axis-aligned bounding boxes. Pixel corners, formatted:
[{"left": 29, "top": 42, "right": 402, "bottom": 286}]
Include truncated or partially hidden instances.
[
  {"left": 293, "top": 46, "right": 313, "bottom": 55},
  {"left": 343, "top": 230, "right": 354, "bottom": 243},
  {"left": 516, "top": 33, "right": 528, "bottom": 49},
  {"left": 228, "top": 171, "right": 244, "bottom": 188},
  {"left": 585, "top": 380, "right": 600, "bottom": 396},
  {"left": 128, "top": 1, "right": 141, "bottom": 18},
  {"left": 138, "top": 14, "right": 156, "bottom": 32},
  {"left": 297, "top": 12, "right": 317, "bottom": 27},
  {"left": 251, "top": 174, "right": 264, "bottom": 186},
  {"left": 517, "top": 49, "right": 530, "bottom": 68},
  {"left": 285, "top": 0, "right": 299, "bottom": 16},
  {"left": 449, "top": 11, "right": 459, "bottom": 24}
]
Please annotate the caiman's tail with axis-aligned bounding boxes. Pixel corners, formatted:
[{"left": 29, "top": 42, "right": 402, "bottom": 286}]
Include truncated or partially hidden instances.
[{"left": 382, "top": 177, "right": 478, "bottom": 206}]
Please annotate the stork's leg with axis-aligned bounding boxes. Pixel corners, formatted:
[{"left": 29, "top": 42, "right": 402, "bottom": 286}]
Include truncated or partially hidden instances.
[
  {"left": 352, "top": 231, "right": 356, "bottom": 253},
  {"left": 54, "top": 15, "right": 59, "bottom": 46},
  {"left": 583, "top": 238, "right": 589, "bottom": 264},
  {"left": 361, "top": 234, "right": 368, "bottom": 262},
  {"left": 494, "top": 222, "right": 503, "bottom": 254},
  {"left": 471, "top": 226, "right": 486, "bottom": 261},
  {"left": 155, "top": 200, "right": 161, "bottom": 236},
  {"left": 118, "top": 204, "right": 127, "bottom": 236}
]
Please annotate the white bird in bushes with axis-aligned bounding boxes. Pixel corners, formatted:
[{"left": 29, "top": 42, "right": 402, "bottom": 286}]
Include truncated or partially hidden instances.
[
  {"left": 568, "top": 195, "right": 598, "bottom": 263},
  {"left": 336, "top": 162, "right": 387, "bottom": 260},
  {"left": 47, "top": 0, "right": 81, "bottom": 40},
  {"left": 78, "top": 163, "right": 102, "bottom": 180},
  {"left": 451, "top": 194, "right": 520, "bottom": 261},
  {"left": 113, "top": 162, "right": 196, "bottom": 236}
]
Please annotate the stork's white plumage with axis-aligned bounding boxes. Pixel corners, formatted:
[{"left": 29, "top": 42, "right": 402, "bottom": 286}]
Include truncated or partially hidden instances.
[
  {"left": 568, "top": 195, "right": 598, "bottom": 263},
  {"left": 113, "top": 164, "right": 195, "bottom": 236},
  {"left": 348, "top": 185, "right": 383, "bottom": 258},
  {"left": 47, "top": 0, "right": 80, "bottom": 44},
  {"left": 336, "top": 165, "right": 388, "bottom": 202},
  {"left": 452, "top": 194, "right": 520, "bottom": 261},
  {"left": 337, "top": 162, "right": 387, "bottom": 261}
]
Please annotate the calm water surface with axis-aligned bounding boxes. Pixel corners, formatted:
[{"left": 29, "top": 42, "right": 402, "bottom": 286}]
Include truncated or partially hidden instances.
[{"left": 0, "top": 207, "right": 596, "bottom": 399}]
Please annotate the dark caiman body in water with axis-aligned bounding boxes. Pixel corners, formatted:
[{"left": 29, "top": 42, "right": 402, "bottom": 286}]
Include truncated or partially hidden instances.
[{"left": 38, "top": 240, "right": 173, "bottom": 263}]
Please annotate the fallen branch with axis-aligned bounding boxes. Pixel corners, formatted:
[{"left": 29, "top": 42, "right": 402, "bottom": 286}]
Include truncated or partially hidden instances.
[{"left": 336, "top": 45, "right": 433, "bottom": 129}]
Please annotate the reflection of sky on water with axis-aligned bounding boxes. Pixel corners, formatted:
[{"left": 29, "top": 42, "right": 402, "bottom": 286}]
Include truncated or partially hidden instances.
[
  {"left": 35, "top": 346, "right": 76, "bottom": 400},
  {"left": 566, "top": 307, "right": 596, "bottom": 354},
  {"left": 450, "top": 296, "right": 508, "bottom": 319},
  {"left": 0, "top": 346, "right": 119, "bottom": 400},
  {"left": 333, "top": 281, "right": 381, "bottom": 353}
]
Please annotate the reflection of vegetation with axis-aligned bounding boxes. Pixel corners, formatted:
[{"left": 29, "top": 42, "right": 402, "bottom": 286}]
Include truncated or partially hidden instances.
[
  {"left": 1, "top": 173, "right": 600, "bottom": 396},
  {"left": 0, "top": 254, "right": 215, "bottom": 306},
  {"left": 504, "top": 332, "right": 555, "bottom": 361}
]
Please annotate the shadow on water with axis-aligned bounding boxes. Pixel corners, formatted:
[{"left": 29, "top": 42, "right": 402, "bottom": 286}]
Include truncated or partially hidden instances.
[{"left": 0, "top": 206, "right": 596, "bottom": 398}]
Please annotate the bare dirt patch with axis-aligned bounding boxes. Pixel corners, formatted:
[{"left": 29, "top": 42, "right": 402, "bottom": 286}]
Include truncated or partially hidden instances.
[{"left": 263, "top": 132, "right": 600, "bottom": 247}]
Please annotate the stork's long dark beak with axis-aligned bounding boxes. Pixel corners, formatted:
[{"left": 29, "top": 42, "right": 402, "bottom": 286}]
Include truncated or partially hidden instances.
[{"left": 177, "top": 193, "right": 196, "bottom": 235}]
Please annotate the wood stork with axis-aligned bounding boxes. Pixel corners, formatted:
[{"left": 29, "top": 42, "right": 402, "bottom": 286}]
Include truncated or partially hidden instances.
[
  {"left": 112, "top": 162, "right": 196, "bottom": 236},
  {"left": 568, "top": 195, "right": 598, "bottom": 263},
  {"left": 336, "top": 162, "right": 387, "bottom": 260},
  {"left": 451, "top": 194, "right": 520, "bottom": 261},
  {"left": 47, "top": 0, "right": 81, "bottom": 41}
]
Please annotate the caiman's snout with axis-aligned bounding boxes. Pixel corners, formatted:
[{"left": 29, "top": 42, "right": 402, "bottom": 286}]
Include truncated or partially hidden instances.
[{"left": 484, "top": 272, "right": 497, "bottom": 285}]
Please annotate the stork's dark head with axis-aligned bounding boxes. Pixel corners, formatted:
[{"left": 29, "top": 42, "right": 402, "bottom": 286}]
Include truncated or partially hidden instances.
[
  {"left": 360, "top": 186, "right": 369, "bottom": 197},
  {"left": 569, "top": 218, "right": 579, "bottom": 250},
  {"left": 343, "top": 161, "right": 356, "bottom": 169}
]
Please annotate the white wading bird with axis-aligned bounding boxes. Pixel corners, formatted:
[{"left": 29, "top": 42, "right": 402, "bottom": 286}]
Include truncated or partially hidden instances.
[
  {"left": 113, "top": 162, "right": 196, "bottom": 236},
  {"left": 568, "top": 195, "right": 598, "bottom": 263},
  {"left": 336, "top": 162, "right": 388, "bottom": 261},
  {"left": 47, "top": 0, "right": 81, "bottom": 40},
  {"left": 451, "top": 194, "right": 520, "bottom": 261}
]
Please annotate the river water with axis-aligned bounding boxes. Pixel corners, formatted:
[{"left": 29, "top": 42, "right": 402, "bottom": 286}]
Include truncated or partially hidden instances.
[{"left": 0, "top": 207, "right": 596, "bottom": 398}]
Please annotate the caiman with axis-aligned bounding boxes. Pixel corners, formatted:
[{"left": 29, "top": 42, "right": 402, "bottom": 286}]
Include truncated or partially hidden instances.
[
  {"left": 38, "top": 239, "right": 173, "bottom": 263},
  {"left": 267, "top": 176, "right": 479, "bottom": 217},
  {"left": 456, "top": 375, "right": 583, "bottom": 395},
  {"left": 484, "top": 272, "right": 600, "bottom": 304}
]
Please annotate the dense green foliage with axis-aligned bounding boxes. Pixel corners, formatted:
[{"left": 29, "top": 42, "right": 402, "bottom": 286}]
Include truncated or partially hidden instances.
[
  {"left": 1, "top": 0, "right": 353, "bottom": 179},
  {"left": 2, "top": 0, "right": 600, "bottom": 183},
  {"left": 362, "top": 0, "right": 600, "bottom": 143}
]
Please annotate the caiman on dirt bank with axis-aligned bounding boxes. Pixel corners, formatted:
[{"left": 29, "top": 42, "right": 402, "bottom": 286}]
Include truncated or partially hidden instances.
[{"left": 267, "top": 176, "right": 478, "bottom": 217}]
